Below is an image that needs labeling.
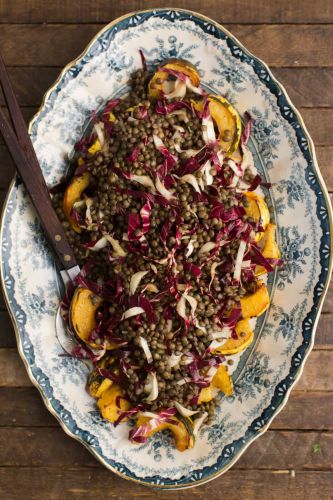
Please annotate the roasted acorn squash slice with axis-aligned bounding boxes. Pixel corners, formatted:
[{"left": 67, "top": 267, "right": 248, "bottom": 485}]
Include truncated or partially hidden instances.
[
  {"left": 63, "top": 172, "right": 90, "bottom": 232},
  {"left": 255, "top": 223, "right": 281, "bottom": 276},
  {"left": 240, "top": 282, "right": 270, "bottom": 319},
  {"left": 136, "top": 414, "right": 193, "bottom": 452},
  {"left": 70, "top": 287, "right": 103, "bottom": 346},
  {"left": 208, "top": 95, "right": 242, "bottom": 156},
  {"left": 212, "top": 365, "right": 234, "bottom": 396},
  {"left": 148, "top": 59, "right": 200, "bottom": 99},
  {"left": 244, "top": 191, "right": 270, "bottom": 241},
  {"left": 213, "top": 319, "right": 254, "bottom": 355},
  {"left": 97, "top": 384, "right": 131, "bottom": 423},
  {"left": 70, "top": 287, "right": 119, "bottom": 350}
]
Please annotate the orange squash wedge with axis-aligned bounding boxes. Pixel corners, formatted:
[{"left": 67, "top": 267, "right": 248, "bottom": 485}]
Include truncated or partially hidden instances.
[
  {"left": 135, "top": 414, "right": 193, "bottom": 452},
  {"left": 97, "top": 384, "right": 131, "bottom": 423},
  {"left": 240, "top": 282, "right": 270, "bottom": 319},
  {"left": 148, "top": 59, "right": 200, "bottom": 99},
  {"left": 244, "top": 191, "right": 270, "bottom": 241},
  {"left": 213, "top": 319, "right": 254, "bottom": 356},
  {"left": 70, "top": 287, "right": 103, "bottom": 345},
  {"left": 198, "top": 384, "right": 218, "bottom": 404},
  {"left": 89, "top": 376, "right": 113, "bottom": 398},
  {"left": 256, "top": 223, "right": 281, "bottom": 276},
  {"left": 70, "top": 287, "right": 119, "bottom": 350},
  {"left": 212, "top": 365, "right": 234, "bottom": 396},
  {"left": 63, "top": 172, "right": 90, "bottom": 232},
  {"left": 88, "top": 138, "right": 102, "bottom": 155},
  {"left": 208, "top": 95, "right": 242, "bottom": 156}
]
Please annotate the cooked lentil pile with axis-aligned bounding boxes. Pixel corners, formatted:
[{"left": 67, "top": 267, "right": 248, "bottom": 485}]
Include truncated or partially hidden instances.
[{"left": 53, "top": 59, "right": 281, "bottom": 449}]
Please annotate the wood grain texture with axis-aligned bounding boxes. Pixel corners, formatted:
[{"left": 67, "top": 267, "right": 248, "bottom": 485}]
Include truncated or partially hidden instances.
[
  {"left": 1, "top": 387, "right": 332, "bottom": 430},
  {"left": 0, "top": 311, "right": 16, "bottom": 347},
  {"left": 0, "top": 2, "right": 332, "bottom": 496},
  {"left": 1, "top": 0, "right": 333, "bottom": 24},
  {"left": 0, "top": 426, "right": 331, "bottom": 470},
  {"left": 0, "top": 468, "right": 332, "bottom": 500},
  {"left": 317, "top": 147, "right": 333, "bottom": 191},
  {"left": 1, "top": 25, "right": 333, "bottom": 67},
  {"left": 0, "top": 349, "right": 32, "bottom": 387}
]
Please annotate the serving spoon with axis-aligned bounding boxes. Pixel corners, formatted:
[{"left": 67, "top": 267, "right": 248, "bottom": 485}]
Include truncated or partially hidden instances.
[{"left": 0, "top": 52, "right": 81, "bottom": 355}]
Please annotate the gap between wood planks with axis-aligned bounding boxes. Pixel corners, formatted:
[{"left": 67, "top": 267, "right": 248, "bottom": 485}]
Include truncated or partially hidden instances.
[
  {"left": 0, "top": 468, "right": 331, "bottom": 500},
  {"left": 0, "top": 0, "right": 332, "bottom": 24},
  {"left": 0, "top": 24, "right": 333, "bottom": 67},
  {"left": 0, "top": 427, "right": 332, "bottom": 470}
]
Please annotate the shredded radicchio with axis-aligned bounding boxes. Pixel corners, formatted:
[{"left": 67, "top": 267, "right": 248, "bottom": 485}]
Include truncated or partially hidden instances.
[{"left": 58, "top": 56, "right": 284, "bottom": 440}]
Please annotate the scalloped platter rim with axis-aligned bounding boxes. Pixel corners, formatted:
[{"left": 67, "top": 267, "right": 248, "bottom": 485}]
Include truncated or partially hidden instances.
[{"left": 1, "top": 8, "right": 332, "bottom": 489}]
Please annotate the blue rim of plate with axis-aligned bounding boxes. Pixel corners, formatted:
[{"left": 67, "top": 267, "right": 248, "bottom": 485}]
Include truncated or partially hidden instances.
[{"left": 1, "top": 8, "right": 332, "bottom": 489}]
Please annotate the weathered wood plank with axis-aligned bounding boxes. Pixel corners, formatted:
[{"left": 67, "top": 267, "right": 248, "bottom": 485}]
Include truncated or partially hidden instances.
[
  {"left": 322, "top": 285, "right": 333, "bottom": 314},
  {"left": 2, "top": 67, "right": 332, "bottom": 108},
  {"left": 231, "top": 25, "right": 333, "bottom": 67},
  {"left": 1, "top": 387, "right": 332, "bottom": 430},
  {"left": 301, "top": 109, "right": 333, "bottom": 146},
  {"left": 0, "top": 25, "right": 332, "bottom": 67},
  {"left": 295, "top": 351, "right": 333, "bottom": 391},
  {"left": 0, "top": 387, "right": 57, "bottom": 426},
  {"left": 237, "top": 430, "right": 333, "bottom": 470},
  {"left": 0, "top": 427, "right": 331, "bottom": 470},
  {"left": 1, "top": 0, "right": 333, "bottom": 24},
  {"left": 0, "top": 468, "right": 332, "bottom": 500},
  {"left": 0, "top": 349, "right": 32, "bottom": 387},
  {"left": 273, "top": 68, "right": 333, "bottom": 108},
  {"left": 0, "top": 107, "right": 38, "bottom": 145},
  {"left": 316, "top": 146, "right": 333, "bottom": 191},
  {"left": 0, "top": 347, "right": 331, "bottom": 389},
  {"left": 0, "top": 311, "right": 16, "bottom": 347},
  {"left": 265, "top": 391, "right": 333, "bottom": 430},
  {"left": 314, "top": 314, "right": 333, "bottom": 349},
  {"left": 0, "top": 66, "right": 60, "bottom": 107}
]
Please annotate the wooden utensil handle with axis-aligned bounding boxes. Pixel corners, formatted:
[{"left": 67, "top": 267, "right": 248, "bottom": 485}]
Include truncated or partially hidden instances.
[{"left": 0, "top": 106, "right": 77, "bottom": 270}]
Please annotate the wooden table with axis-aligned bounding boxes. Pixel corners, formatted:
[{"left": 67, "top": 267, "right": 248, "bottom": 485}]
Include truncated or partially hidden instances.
[{"left": 0, "top": 1, "right": 332, "bottom": 498}]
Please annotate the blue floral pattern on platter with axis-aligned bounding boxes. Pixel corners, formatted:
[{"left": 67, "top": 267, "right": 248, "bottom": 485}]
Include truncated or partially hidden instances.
[{"left": 0, "top": 9, "right": 332, "bottom": 489}]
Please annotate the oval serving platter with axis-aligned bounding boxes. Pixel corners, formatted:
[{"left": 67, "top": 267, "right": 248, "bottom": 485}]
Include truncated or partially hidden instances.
[{"left": 1, "top": 8, "right": 332, "bottom": 489}]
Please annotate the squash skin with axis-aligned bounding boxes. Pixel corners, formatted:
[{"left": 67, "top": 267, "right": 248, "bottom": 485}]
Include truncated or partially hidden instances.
[
  {"left": 212, "top": 365, "right": 234, "bottom": 396},
  {"left": 244, "top": 191, "right": 270, "bottom": 241},
  {"left": 240, "top": 282, "right": 270, "bottom": 319},
  {"left": 208, "top": 95, "right": 242, "bottom": 156},
  {"left": 88, "top": 138, "right": 102, "bottom": 154},
  {"left": 255, "top": 223, "right": 281, "bottom": 276},
  {"left": 63, "top": 172, "right": 90, "bottom": 232},
  {"left": 136, "top": 415, "right": 192, "bottom": 452},
  {"left": 198, "top": 365, "right": 234, "bottom": 403},
  {"left": 88, "top": 355, "right": 118, "bottom": 397},
  {"left": 213, "top": 319, "right": 254, "bottom": 356},
  {"left": 89, "top": 377, "right": 113, "bottom": 398},
  {"left": 70, "top": 287, "right": 119, "bottom": 350},
  {"left": 163, "top": 58, "right": 200, "bottom": 86},
  {"left": 97, "top": 384, "right": 131, "bottom": 423},
  {"left": 70, "top": 287, "right": 103, "bottom": 347},
  {"left": 148, "top": 59, "right": 200, "bottom": 99},
  {"left": 198, "top": 385, "right": 218, "bottom": 404}
]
